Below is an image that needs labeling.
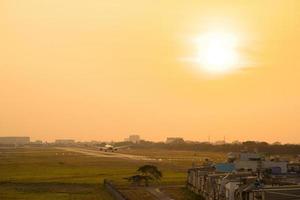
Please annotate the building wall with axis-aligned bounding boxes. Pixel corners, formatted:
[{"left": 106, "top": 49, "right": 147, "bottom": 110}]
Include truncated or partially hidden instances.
[
  {"left": 128, "top": 135, "right": 140, "bottom": 143},
  {"left": 239, "top": 153, "right": 261, "bottom": 161},
  {"left": 263, "top": 161, "right": 287, "bottom": 174},
  {"left": 234, "top": 160, "right": 259, "bottom": 171},
  {"left": 288, "top": 163, "right": 300, "bottom": 173},
  {"left": 0, "top": 137, "right": 30, "bottom": 145},
  {"left": 225, "top": 181, "right": 240, "bottom": 200},
  {"left": 234, "top": 160, "right": 288, "bottom": 173}
]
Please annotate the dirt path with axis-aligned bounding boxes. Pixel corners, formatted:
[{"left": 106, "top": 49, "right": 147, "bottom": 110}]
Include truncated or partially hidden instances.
[{"left": 58, "top": 147, "right": 156, "bottom": 161}]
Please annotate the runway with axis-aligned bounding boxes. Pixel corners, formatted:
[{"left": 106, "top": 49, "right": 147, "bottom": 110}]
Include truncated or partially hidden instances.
[{"left": 58, "top": 147, "right": 156, "bottom": 161}]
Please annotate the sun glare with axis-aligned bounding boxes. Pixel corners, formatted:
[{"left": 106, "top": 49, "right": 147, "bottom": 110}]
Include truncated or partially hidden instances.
[{"left": 195, "top": 32, "right": 240, "bottom": 75}]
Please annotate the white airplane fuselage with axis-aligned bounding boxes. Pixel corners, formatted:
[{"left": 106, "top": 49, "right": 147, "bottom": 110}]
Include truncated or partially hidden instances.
[{"left": 99, "top": 144, "right": 117, "bottom": 152}]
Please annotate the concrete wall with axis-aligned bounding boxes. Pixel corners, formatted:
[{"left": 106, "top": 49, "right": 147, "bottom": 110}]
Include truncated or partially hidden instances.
[
  {"left": 263, "top": 161, "right": 287, "bottom": 174},
  {"left": 225, "top": 181, "right": 240, "bottom": 200},
  {"left": 103, "top": 179, "right": 128, "bottom": 200},
  {"left": 239, "top": 153, "right": 261, "bottom": 161},
  {"left": 234, "top": 160, "right": 288, "bottom": 173},
  {"left": 234, "top": 160, "right": 259, "bottom": 171}
]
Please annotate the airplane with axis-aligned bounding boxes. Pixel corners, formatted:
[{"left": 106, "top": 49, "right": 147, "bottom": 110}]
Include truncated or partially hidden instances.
[{"left": 98, "top": 144, "right": 130, "bottom": 152}]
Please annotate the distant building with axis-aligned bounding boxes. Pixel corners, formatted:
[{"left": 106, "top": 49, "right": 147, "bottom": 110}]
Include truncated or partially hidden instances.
[
  {"left": 0, "top": 137, "right": 30, "bottom": 145},
  {"left": 233, "top": 152, "right": 288, "bottom": 173},
  {"left": 55, "top": 139, "right": 75, "bottom": 145},
  {"left": 187, "top": 152, "right": 300, "bottom": 200},
  {"left": 288, "top": 162, "right": 300, "bottom": 173},
  {"left": 32, "top": 140, "right": 43, "bottom": 144},
  {"left": 166, "top": 137, "right": 184, "bottom": 144},
  {"left": 125, "top": 135, "right": 140, "bottom": 143}
]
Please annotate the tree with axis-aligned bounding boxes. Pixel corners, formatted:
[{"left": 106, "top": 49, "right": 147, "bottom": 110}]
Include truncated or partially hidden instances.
[
  {"left": 125, "top": 165, "right": 162, "bottom": 186},
  {"left": 124, "top": 175, "right": 153, "bottom": 186},
  {"left": 137, "top": 165, "right": 163, "bottom": 181}
]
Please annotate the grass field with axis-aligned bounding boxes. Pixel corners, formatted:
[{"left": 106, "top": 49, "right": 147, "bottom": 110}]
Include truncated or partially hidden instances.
[
  {"left": 119, "top": 148, "right": 226, "bottom": 167},
  {"left": 0, "top": 147, "right": 225, "bottom": 199}
]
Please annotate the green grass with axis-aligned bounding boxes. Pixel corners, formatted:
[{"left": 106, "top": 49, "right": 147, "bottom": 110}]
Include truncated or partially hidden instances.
[
  {"left": 0, "top": 147, "right": 138, "bottom": 199},
  {"left": 0, "top": 182, "right": 111, "bottom": 200},
  {"left": 0, "top": 148, "right": 142, "bottom": 183},
  {"left": 0, "top": 147, "right": 224, "bottom": 199}
]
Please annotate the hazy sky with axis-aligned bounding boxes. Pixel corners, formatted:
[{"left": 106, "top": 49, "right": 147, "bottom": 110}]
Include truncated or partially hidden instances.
[{"left": 1, "top": 0, "right": 300, "bottom": 143}]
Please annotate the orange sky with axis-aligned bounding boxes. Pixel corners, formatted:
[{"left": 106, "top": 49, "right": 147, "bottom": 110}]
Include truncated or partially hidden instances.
[{"left": 1, "top": 0, "right": 300, "bottom": 143}]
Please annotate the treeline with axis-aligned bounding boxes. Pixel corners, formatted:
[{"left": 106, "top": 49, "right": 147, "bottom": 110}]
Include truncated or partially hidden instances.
[{"left": 115, "top": 140, "right": 300, "bottom": 155}]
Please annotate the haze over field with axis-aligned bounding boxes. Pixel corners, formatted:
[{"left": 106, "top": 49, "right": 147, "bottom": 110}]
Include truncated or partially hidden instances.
[{"left": 1, "top": 0, "right": 300, "bottom": 143}]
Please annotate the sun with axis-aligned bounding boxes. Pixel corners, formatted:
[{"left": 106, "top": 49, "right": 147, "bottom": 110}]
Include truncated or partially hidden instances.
[{"left": 195, "top": 32, "right": 240, "bottom": 75}]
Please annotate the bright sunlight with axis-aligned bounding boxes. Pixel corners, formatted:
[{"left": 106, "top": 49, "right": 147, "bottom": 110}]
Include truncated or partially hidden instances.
[{"left": 194, "top": 32, "right": 240, "bottom": 75}]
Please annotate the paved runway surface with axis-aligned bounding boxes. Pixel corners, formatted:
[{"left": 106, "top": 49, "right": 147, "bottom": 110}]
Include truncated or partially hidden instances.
[{"left": 58, "top": 147, "right": 156, "bottom": 161}]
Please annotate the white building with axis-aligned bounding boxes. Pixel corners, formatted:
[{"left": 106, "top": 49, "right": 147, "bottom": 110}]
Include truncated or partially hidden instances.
[
  {"left": 234, "top": 152, "right": 288, "bottom": 174},
  {"left": 125, "top": 135, "right": 140, "bottom": 143},
  {"left": 225, "top": 181, "right": 240, "bottom": 200},
  {"left": 239, "top": 152, "right": 261, "bottom": 161},
  {"left": 263, "top": 161, "right": 288, "bottom": 174}
]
